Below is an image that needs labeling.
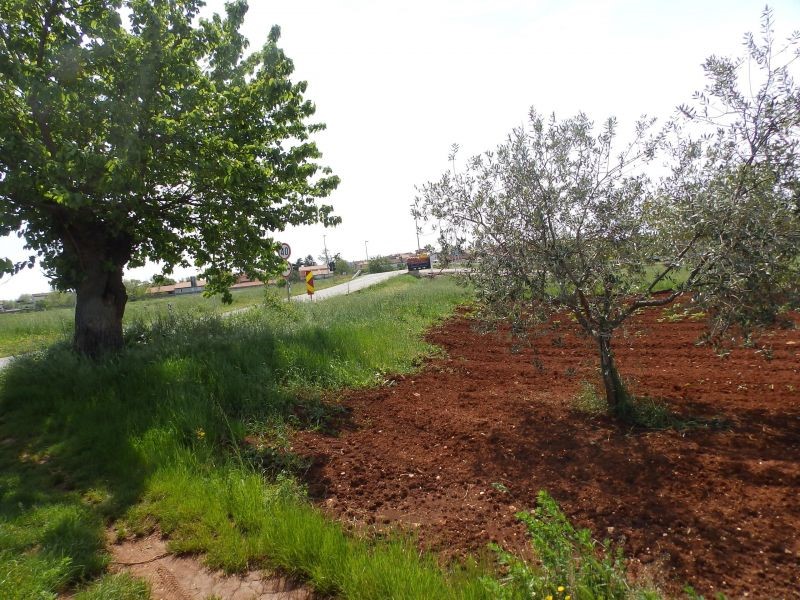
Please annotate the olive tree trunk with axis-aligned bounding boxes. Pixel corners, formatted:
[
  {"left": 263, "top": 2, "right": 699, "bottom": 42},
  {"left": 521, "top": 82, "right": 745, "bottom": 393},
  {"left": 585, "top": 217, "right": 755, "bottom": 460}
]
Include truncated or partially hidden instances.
[{"left": 597, "top": 333, "right": 632, "bottom": 419}]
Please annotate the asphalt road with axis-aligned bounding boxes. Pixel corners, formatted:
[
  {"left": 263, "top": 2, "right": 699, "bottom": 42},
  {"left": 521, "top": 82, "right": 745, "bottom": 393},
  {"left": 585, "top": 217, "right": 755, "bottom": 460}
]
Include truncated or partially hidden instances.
[{"left": 291, "top": 269, "right": 406, "bottom": 302}]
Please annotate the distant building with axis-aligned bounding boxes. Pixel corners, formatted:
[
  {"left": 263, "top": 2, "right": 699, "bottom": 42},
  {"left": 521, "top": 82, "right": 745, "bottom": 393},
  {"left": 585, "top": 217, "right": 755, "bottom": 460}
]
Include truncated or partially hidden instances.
[
  {"left": 230, "top": 274, "right": 267, "bottom": 290},
  {"left": 147, "top": 276, "right": 205, "bottom": 295},
  {"left": 174, "top": 276, "right": 205, "bottom": 295},
  {"left": 146, "top": 274, "right": 267, "bottom": 296},
  {"left": 298, "top": 264, "right": 332, "bottom": 279}
]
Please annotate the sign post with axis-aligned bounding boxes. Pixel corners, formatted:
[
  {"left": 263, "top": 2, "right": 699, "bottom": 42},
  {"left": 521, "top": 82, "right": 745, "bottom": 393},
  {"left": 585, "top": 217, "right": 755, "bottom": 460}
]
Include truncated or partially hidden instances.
[
  {"left": 277, "top": 245, "right": 292, "bottom": 301},
  {"left": 282, "top": 262, "right": 292, "bottom": 301},
  {"left": 306, "top": 271, "right": 314, "bottom": 298}
]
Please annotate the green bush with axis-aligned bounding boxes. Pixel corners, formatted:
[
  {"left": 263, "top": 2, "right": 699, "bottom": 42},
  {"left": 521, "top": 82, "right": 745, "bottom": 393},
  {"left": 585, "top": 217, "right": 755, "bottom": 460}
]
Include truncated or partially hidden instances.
[
  {"left": 333, "top": 257, "right": 351, "bottom": 274},
  {"left": 367, "top": 255, "right": 395, "bottom": 273}
]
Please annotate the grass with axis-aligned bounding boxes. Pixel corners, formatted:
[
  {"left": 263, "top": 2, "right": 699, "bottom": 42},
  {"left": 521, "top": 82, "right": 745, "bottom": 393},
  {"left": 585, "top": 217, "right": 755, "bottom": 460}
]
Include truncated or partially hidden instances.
[
  {"left": 1, "top": 275, "right": 670, "bottom": 599},
  {"left": 0, "top": 274, "right": 353, "bottom": 357},
  {"left": 74, "top": 573, "right": 150, "bottom": 600},
  {"left": 573, "top": 379, "right": 682, "bottom": 429},
  {"left": 642, "top": 263, "right": 690, "bottom": 294},
  {"left": 0, "top": 275, "right": 494, "bottom": 599},
  {"left": 0, "top": 307, "right": 74, "bottom": 356}
]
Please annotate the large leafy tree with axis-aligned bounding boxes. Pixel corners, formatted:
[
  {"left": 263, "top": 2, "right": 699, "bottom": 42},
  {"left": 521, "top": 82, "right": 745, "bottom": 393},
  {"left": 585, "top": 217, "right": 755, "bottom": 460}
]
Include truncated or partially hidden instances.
[
  {"left": 0, "top": 0, "right": 339, "bottom": 356},
  {"left": 418, "top": 11, "right": 799, "bottom": 418}
]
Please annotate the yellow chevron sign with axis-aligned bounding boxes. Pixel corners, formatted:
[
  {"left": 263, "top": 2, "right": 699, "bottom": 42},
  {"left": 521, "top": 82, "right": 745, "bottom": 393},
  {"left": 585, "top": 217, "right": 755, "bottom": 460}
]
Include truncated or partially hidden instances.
[{"left": 305, "top": 271, "right": 314, "bottom": 295}]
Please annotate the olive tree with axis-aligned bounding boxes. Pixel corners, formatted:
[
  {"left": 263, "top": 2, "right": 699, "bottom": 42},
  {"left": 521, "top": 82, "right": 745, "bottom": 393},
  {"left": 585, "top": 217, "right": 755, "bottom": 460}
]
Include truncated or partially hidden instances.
[
  {"left": 0, "top": 0, "right": 339, "bottom": 356},
  {"left": 666, "top": 8, "right": 800, "bottom": 344},
  {"left": 417, "top": 11, "right": 799, "bottom": 418},
  {"left": 418, "top": 112, "right": 667, "bottom": 417}
]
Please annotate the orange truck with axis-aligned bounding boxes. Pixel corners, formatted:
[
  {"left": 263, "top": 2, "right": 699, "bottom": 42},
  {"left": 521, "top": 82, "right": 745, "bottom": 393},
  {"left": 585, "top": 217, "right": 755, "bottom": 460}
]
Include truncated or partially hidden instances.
[{"left": 406, "top": 254, "right": 431, "bottom": 271}]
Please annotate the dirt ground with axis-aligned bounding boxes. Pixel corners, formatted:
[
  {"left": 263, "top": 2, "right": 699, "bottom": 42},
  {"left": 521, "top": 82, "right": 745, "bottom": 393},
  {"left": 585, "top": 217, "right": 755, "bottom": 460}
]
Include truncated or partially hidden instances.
[
  {"left": 293, "top": 307, "right": 800, "bottom": 598},
  {"left": 109, "top": 533, "right": 310, "bottom": 600}
]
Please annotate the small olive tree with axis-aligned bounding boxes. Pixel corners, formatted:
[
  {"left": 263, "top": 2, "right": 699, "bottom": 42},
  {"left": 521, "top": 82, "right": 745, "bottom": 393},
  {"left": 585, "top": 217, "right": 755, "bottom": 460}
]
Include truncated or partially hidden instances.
[
  {"left": 418, "top": 111, "right": 667, "bottom": 417},
  {"left": 417, "top": 11, "right": 799, "bottom": 418}
]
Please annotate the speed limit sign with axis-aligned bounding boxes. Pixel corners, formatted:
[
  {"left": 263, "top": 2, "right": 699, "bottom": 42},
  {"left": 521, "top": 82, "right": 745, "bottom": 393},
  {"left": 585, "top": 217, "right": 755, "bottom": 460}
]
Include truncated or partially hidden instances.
[
  {"left": 282, "top": 261, "right": 292, "bottom": 277},
  {"left": 278, "top": 243, "right": 291, "bottom": 260}
]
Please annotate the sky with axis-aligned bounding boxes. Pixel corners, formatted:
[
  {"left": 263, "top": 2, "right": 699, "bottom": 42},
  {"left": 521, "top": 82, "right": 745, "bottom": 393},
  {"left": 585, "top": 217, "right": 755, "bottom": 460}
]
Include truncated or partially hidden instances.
[{"left": 2, "top": 0, "right": 798, "bottom": 299}]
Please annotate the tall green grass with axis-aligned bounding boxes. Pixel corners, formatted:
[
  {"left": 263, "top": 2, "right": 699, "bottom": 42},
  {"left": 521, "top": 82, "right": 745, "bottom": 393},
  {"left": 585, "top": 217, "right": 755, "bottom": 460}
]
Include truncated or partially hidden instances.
[
  {"left": 0, "top": 276, "right": 490, "bottom": 599},
  {"left": 0, "top": 307, "right": 73, "bottom": 356},
  {"left": 0, "top": 275, "right": 354, "bottom": 357},
  {"left": 0, "top": 285, "right": 264, "bottom": 356}
]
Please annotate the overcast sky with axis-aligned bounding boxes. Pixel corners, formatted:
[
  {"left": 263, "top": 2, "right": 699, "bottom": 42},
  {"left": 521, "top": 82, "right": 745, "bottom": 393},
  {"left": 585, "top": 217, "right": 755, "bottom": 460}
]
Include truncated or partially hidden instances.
[{"left": 2, "top": 0, "right": 798, "bottom": 299}]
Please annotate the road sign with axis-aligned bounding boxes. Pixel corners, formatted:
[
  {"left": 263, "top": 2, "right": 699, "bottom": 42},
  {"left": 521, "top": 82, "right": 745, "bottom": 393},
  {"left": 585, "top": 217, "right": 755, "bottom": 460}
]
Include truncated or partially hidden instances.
[
  {"left": 306, "top": 271, "right": 314, "bottom": 296},
  {"left": 278, "top": 243, "right": 291, "bottom": 260},
  {"left": 282, "top": 262, "right": 292, "bottom": 278}
]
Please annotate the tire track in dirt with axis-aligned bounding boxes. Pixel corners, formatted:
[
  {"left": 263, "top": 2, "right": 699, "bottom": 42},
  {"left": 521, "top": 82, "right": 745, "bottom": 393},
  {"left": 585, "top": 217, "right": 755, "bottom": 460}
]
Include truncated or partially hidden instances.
[{"left": 155, "top": 565, "right": 192, "bottom": 600}]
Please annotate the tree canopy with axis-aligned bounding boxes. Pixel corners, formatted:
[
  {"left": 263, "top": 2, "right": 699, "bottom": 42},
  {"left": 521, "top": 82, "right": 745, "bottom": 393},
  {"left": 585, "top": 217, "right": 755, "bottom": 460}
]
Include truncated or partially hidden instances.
[
  {"left": 667, "top": 9, "right": 800, "bottom": 343},
  {"left": 0, "top": 0, "right": 340, "bottom": 354}
]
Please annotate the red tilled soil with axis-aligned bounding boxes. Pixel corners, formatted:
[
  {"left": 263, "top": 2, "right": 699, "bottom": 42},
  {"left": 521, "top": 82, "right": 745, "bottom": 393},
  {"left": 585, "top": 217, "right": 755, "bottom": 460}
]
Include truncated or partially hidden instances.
[{"left": 292, "top": 308, "right": 800, "bottom": 598}]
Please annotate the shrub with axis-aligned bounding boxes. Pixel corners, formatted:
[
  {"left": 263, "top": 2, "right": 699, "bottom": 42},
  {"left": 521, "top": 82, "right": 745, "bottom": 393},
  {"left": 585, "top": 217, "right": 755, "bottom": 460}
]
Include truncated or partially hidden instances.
[{"left": 367, "top": 256, "right": 395, "bottom": 273}]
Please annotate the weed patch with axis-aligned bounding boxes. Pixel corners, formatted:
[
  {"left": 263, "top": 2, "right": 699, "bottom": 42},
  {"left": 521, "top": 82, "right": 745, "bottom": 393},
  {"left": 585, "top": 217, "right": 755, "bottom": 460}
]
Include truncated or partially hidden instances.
[{"left": 483, "top": 491, "right": 660, "bottom": 600}]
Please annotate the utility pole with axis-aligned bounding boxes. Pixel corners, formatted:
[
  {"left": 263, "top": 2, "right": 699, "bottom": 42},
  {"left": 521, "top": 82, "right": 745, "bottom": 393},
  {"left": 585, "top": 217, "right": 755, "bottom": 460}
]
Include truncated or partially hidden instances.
[
  {"left": 364, "top": 240, "right": 369, "bottom": 263},
  {"left": 414, "top": 216, "right": 421, "bottom": 253},
  {"left": 323, "top": 234, "right": 329, "bottom": 265}
]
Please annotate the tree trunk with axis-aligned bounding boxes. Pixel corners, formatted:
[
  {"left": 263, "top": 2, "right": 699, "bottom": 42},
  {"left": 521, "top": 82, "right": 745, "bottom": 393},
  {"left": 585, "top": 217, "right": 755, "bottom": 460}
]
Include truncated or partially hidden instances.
[
  {"left": 598, "top": 333, "right": 631, "bottom": 419},
  {"left": 73, "top": 254, "right": 128, "bottom": 358}
]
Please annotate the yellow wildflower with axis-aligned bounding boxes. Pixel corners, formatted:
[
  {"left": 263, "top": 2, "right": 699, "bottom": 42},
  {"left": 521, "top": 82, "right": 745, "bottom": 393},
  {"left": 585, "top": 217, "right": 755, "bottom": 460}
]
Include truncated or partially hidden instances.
[{"left": 557, "top": 587, "right": 565, "bottom": 593}]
